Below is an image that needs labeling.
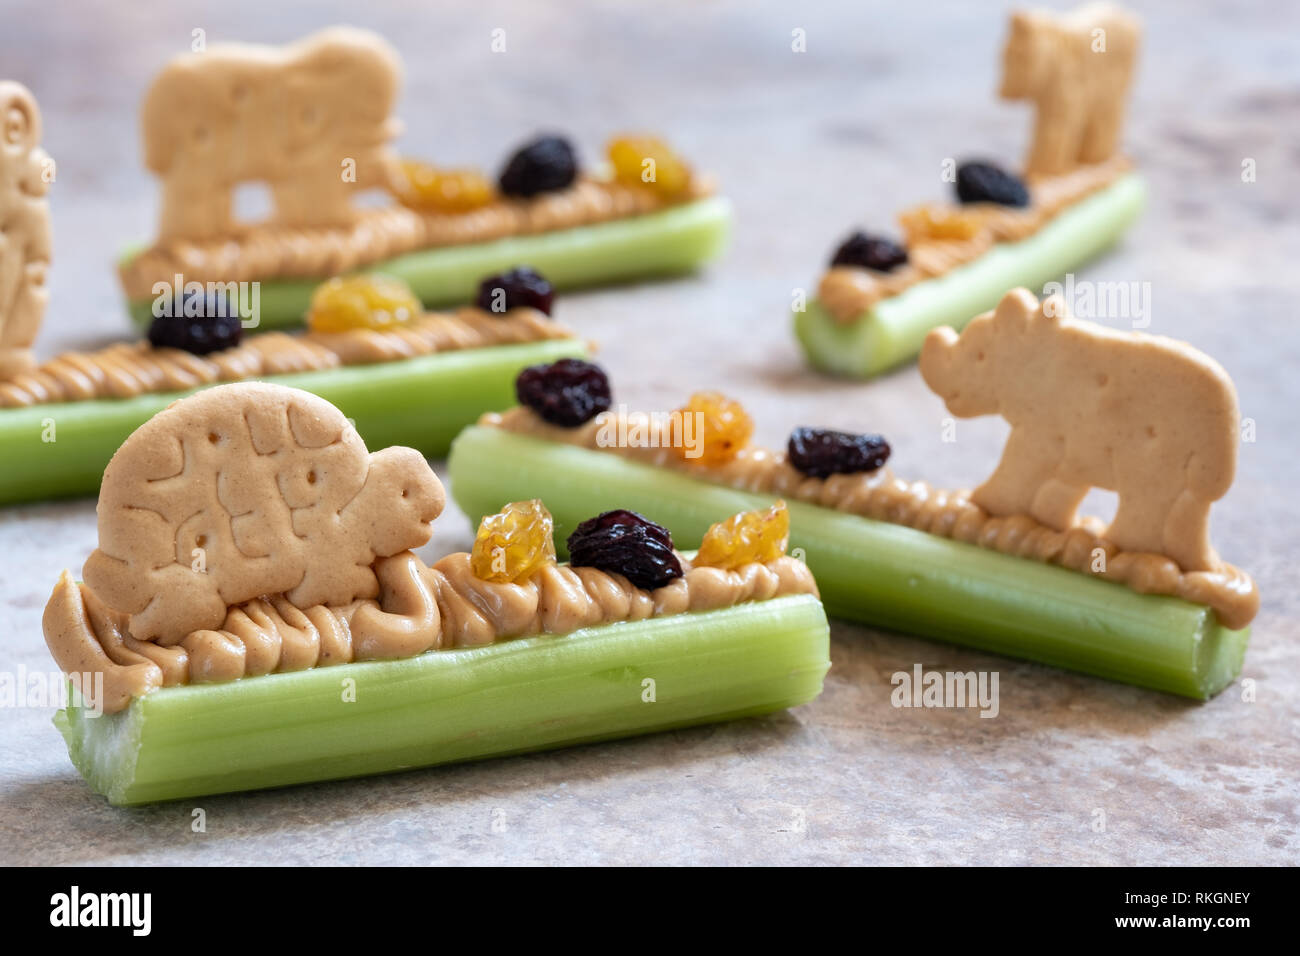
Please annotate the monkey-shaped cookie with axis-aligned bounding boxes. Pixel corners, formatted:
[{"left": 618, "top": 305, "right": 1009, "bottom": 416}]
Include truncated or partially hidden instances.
[
  {"left": 141, "top": 27, "right": 403, "bottom": 241},
  {"left": 0, "top": 81, "right": 53, "bottom": 381},
  {"left": 920, "top": 289, "right": 1238, "bottom": 572},
  {"left": 1000, "top": 3, "right": 1140, "bottom": 177},
  {"left": 82, "top": 382, "right": 446, "bottom": 644}
]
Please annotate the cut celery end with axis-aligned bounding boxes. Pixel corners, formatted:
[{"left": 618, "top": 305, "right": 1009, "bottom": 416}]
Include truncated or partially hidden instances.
[
  {"left": 0, "top": 338, "right": 584, "bottom": 505},
  {"left": 793, "top": 173, "right": 1147, "bottom": 378},
  {"left": 125, "top": 197, "right": 733, "bottom": 331},
  {"left": 448, "top": 425, "right": 1248, "bottom": 700},
  {"left": 54, "top": 594, "right": 829, "bottom": 805}
]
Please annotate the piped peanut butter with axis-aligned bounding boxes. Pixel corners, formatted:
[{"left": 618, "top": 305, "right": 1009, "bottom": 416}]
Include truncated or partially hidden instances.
[
  {"left": 483, "top": 290, "right": 1259, "bottom": 631},
  {"left": 45, "top": 550, "right": 816, "bottom": 713},
  {"left": 120, "top": 177, "right": 711, "bottom": 302},
  {"left": 0, "top": 308, "right": 572, "bottom": 408}
]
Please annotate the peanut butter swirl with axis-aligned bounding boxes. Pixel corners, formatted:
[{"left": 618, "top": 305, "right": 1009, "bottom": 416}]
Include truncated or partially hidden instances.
[
  {"left": 119, "top": 177, "right": 713, "bottom": 301},
  {"left": 44, "top": 550, "right": 817, "bottom": 715},
  {"left": 483, "top": 407, "right": 1259, "bottom": 630},
  {"left": 818, "top": 157, "right": 1132, "bottom": 323},
  {"left": 0, "top": 308, "right": 573, "bottom": 408}
]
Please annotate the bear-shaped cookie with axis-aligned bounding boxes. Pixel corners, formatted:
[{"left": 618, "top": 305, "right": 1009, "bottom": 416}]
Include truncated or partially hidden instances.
[
  {"left": 1000, "top": 3, "right": 1140, "bottom": 177},
  {"left": 82, "top": 382, "right": 445, "bottom": 644},
  {"left": 919, "top": 288, "right": 1238, "bottom": 573},
  {"left": 0, "top": 80, "right": 54, "bottom": 381}
]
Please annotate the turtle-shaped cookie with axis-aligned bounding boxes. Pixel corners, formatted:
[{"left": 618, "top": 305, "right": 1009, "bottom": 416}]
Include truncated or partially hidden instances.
[{"left": 82, "top": 382, "right": 445, "bottom": 644}]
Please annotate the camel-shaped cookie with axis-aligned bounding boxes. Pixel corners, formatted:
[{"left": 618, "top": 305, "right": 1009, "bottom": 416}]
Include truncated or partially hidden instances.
[
  {"left": 919, "top": 289, "right": 1238, "bottom": 572},
  {"left": 141, "top": 27, "right": 403, "bottom": 241},
  {"left": 1000, "top": 3, "right": 1140, "bottom": 177},
  {"left": 82, "top": 382, "right": 446, "bottom": 644},
  {"left": 0, "top": 80, "right": 53, "bottom": 381}
]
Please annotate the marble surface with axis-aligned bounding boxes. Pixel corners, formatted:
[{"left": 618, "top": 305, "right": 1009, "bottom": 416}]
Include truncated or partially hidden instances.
[{"left": 1, "top": 0, "right": 1297, "bottom": 865}]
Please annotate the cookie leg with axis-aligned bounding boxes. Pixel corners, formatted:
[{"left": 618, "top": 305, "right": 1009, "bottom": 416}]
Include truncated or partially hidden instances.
[
  {"left": 1106, "top": 488, "right": 1177, "bottom": 563},
  {"left": 1029, "top": 478, "right": 1088, "bottom": 531},
  {"left": 1161, "top": 489, "right": 1217, "bottom": 573},
  {"left": 972, "top": 427, "right": 1062, "bottom": 518}
]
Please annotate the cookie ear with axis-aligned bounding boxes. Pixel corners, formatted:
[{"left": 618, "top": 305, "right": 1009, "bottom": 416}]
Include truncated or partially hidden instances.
[
  {"left": 1, "top": 83, "right": 41, "bottom": 152},
  {"left": 1038, "top": 293, "right": 1069, "bottom": 324},
  {"left": 992, "top": 288, "right": 1038, "bottom": 332}
]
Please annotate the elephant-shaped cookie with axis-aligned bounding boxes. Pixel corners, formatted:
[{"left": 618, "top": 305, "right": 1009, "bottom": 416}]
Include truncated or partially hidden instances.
[
  {"left": 919, "top": 289, "right": 1238, "bottom": 572},
  {"left": 141, "top": 27, "right": 403, "bottom": 241},
  {"left": 0, "top": 80, "right": 53, "bottom": 381},
  {"left": 1000, "top": 3, "right": 1140, "bottom": 177},
  {"left": 83, "top": 382, "right": 446, "bottom": 644}
]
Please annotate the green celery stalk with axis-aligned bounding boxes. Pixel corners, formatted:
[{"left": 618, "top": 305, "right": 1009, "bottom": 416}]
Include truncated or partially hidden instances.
[
  {"left": 448, "top": 425, "right": 1249, "bottom": 700},
  {"left": 793, "top": 173, "right": 1146, "bottom": 378},
  {"left": 0, "top": 338, "right": 584, "bottom": 505},
  {"left": 55, "top": 594, "right": 829, "bottom": 805},
  {"left": 124, "top": 197, "right": 733, "bottom": 331}
]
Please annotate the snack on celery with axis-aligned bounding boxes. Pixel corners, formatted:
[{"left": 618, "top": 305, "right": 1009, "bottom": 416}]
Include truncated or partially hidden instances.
[
  {"left": 117, "top": 29, "right": 729, "bottom": 330},
  {"left": 0, "top": 267, "right": 586, "bottom": 504},
  {"left": 124, "top": 197, "right": 732, "bottom": 331},
  {"left": 0, "top": 337, "right": 585, "bottom": 505},
  {"left": 794, "top": 4, "right": 1144, "bottom": 379},
  {"left": 448, "top": 300, "right": 1258, "bottom": 700},
  {"left": 42, "top": 385, "right": 828, "bottom": 804},
  {"left": 795, "top": 173, "right": 1145, "bottom": 377}
]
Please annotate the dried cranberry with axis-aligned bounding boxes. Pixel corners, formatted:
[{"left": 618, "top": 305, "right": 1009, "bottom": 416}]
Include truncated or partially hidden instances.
[
  {"left": 515, "top": 358, "right": 612, "bottom": 427},
  {"left": 498, "top": 135, "right": 578, "bottom": 198},
  {"left": 566, "top": 510, "right": 683, "bottom": 591},
  {"left": 829, "top": 231, "right": 908, "bottom": 272},
  {"left": 475, "top": 266, "right": 555, "bottom": 316},
  {"left": 787, "top": 426, "right": 891, "bottom": 479},
  {"left": 955, "top": 161, "right": 1029, "bottom": 207},
  {"left": 147, "top": 291, "right": 242, "bottom": 355}
]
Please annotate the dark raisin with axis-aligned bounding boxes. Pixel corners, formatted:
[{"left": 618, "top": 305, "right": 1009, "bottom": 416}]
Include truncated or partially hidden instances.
[
  {"left": 498, "top": 135, "right": 578, "bottom": 198},
  {"left": 787, "top": 426, "right": 891, "bottom": 479},
  {"left": 475, "top": 266, "right": 555, "bottom": 316},
  {"left": 829, "top": 231, "right": 908, "bottom": 272},
  {"left": 566, "top": 510, "right": 683, "bottom": 591},
  {"left": 955, "top": 160, "right": 1029, "bottom": 207},
  {"left": 146, "top": 291, "right": 242, "bottom": 355},
  {"left": 515, "top": 358, "right": 612, "bottom": 427}
]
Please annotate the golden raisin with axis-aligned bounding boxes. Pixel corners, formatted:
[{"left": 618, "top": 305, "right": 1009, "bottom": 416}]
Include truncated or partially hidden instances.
[
  {"left": 306, "top": 274, "right": 422, "bottom": 333},
  {"left": 695, "top": 501, "right": 790, "bottom": 570},
  {"left": 471, "top": 499, "right": 557, "bottom": 583},
  {"left": 608, "top": 135, "right": 693, "bottom": 198},
  {"left": 898, "top": 204, "right": 986, "bottom": 244},
  {"left": 392, "top": 158, "right": 496, "bottom": 213},
  {"left": 675, "top": 391, "right": 754, "bottom": 466}
]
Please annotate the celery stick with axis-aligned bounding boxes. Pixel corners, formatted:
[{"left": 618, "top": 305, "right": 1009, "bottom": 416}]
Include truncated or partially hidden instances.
[
  {"left": 0, "top": 338, "right": 584, "bottom": 505},
  {"left": 448, "top": 425, "right": 1249, "bottom": 700},
  {"left": 55, "top": 594, "right": 829, "bottom": 805},
  {"left": 124, "top": 197, "right": 733, "bottom": 331},
  {"left": 793, "top": 173, "right": 1146, "bottom": 378}
]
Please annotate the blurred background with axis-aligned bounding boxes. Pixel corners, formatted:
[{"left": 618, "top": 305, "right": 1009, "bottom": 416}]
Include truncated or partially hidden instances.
[{"left": 2, "top": 0, "right": 1297, "bottom": 864}]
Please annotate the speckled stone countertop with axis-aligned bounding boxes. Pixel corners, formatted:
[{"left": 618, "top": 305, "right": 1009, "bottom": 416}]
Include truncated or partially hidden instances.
[{"left": 1, "top": 0, "right": 1296, "bottom": 865}]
